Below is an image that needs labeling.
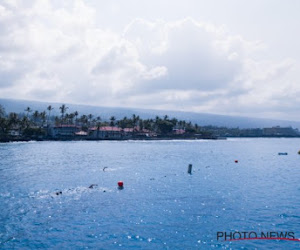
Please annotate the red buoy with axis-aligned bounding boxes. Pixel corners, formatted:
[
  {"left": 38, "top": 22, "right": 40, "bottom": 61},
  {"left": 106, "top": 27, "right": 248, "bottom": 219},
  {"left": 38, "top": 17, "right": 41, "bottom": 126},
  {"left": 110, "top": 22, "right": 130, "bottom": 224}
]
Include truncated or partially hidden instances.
[
  {"left": 235, "top": 160, "right": 238, "bottom": 163},
  {"left": 118, "top": 181, "right": 124, "bottom": 189}
]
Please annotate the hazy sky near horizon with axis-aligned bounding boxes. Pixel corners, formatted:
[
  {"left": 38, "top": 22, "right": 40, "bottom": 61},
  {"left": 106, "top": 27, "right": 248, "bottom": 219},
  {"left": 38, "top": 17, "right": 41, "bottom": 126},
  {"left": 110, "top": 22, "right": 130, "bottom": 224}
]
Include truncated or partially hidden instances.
[{"left": 0, "top": 0, "right": 300, "bottom": 120}]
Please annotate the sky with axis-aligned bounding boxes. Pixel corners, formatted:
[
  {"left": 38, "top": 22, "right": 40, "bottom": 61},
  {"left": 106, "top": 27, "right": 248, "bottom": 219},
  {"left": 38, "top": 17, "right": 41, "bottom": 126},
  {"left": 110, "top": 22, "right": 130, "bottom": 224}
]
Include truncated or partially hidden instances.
[{"left": 0, "top": 0, "right": 300, "bottom": 121}]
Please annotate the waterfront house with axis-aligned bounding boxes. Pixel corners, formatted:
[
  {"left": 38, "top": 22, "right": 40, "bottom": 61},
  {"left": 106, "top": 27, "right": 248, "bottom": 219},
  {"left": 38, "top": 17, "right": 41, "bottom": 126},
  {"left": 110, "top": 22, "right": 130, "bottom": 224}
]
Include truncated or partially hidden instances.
[
  {"left": 89, "top": 126, "right": 123, "bottom": 139},
  {"left": 136, "top": 128, "right": 157, "bottom": 138},
  {"left": 173, "top": 128, "right": 185, "bottom": 135},
  {"left": 123, "top": 127, "right": 134, "bottom": 139},
  {"left": 75, "top": 131, "right": 88, "bottom": 138},
  {"left": 123, "top": 127, "right": 157, "bottom": 138},
  {"left": 51, "top": 125, "right": 80, "bottom": 138},
  {"left": 8, "top": 126, "right": 21, "bottom": 137},
  {"left": 263, "top": 126, "right": 300, "bottom": 137}
]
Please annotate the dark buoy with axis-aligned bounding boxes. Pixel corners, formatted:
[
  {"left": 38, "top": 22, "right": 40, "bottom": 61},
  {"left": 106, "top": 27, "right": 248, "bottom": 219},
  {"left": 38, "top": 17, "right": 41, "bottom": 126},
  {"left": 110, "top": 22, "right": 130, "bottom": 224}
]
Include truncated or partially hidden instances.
[
  {"left": 298, "top": 150, "right": 300, "bottom": 155},
  {"left": 118, "top": 181, "right": 124, "bottom": 190},
  {"left": 235, "top": 160, "right": 238, "bottom": 163},
  {"left": 188, "top": 164, "right": 192, "bottom": 174}
]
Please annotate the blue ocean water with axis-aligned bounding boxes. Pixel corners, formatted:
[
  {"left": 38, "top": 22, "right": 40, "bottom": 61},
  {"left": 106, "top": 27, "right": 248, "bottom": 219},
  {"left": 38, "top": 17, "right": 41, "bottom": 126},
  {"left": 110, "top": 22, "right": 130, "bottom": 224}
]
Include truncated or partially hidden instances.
[{"left": 0, "top": 139, "right": 299, "bottom": 249}]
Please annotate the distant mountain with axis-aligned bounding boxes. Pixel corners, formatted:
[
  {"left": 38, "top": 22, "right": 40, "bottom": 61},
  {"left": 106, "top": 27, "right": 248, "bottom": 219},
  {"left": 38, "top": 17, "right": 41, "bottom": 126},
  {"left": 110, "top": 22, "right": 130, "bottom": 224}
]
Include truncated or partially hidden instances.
[{"left": 1, "top": 98, "right": 300, "bottom": 129}]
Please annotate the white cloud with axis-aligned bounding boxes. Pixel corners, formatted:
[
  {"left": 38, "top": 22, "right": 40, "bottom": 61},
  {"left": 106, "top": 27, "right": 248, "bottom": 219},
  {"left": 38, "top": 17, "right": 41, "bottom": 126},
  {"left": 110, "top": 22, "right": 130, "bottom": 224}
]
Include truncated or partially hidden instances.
[
  {"left": 0, "top": 0, "right": 299, "bottom": 120},
  {"left": 124, "top": 18, "right": 245, "bottom": 93}
]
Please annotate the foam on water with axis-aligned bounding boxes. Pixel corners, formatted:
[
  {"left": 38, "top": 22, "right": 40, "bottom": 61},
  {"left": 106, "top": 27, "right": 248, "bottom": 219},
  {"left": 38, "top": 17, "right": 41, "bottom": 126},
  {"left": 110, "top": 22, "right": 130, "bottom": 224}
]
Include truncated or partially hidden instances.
[{"left": 27, "top": 186, "right": 113, "bottom": 200}]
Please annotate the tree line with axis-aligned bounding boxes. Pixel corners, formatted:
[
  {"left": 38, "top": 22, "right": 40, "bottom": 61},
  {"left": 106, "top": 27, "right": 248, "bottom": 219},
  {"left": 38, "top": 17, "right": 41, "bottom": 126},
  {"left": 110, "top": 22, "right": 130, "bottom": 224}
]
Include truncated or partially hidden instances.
[
  {"left": 0, "top": 104, "right": 206, "bottom": 140},
  {"left": 2, "top": 103, "right": 296, "bottom": 141}
]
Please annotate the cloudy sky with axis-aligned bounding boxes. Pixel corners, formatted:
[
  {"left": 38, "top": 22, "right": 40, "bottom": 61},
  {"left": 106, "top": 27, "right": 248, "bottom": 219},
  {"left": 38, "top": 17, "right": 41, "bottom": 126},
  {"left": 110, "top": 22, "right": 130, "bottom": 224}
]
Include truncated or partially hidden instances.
[{"left": 0, "top": 0, "right": 300, "bottom": 121}]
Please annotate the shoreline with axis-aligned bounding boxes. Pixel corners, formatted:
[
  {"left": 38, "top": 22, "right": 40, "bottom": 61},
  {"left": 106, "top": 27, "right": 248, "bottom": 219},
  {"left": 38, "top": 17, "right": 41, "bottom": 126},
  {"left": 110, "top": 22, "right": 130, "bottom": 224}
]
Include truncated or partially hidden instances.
[
  {"left": 1, "top": 136, "right": 300, "bottom": 143},
  {"left": 0, "top": 137, "right": 219, "bottom": 143}
]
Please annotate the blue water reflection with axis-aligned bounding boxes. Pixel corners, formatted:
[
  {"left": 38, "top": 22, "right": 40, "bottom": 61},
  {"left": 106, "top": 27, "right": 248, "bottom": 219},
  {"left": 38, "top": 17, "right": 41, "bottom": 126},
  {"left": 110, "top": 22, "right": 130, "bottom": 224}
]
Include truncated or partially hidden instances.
[{"left": 0, "top": 139, "right": 299, "bottom": 249}]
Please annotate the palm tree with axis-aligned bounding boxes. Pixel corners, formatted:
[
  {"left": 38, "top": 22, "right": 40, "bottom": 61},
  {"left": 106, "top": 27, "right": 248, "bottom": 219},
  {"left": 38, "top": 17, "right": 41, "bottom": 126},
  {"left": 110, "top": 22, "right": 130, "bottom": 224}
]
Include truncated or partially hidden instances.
[
  {"left": 47, "top": 105, "right": 54, "bottom": 126},
  {"left": 80, "top": 115, "right": 88, "bottom": 126},
  {"left": 40, "top": 111, "right": 46, "bottom": 127},
  {"left": 54, "top": 116, "right": 60, "bottom": 126},
  {"left": 33, "top": 110, "right": 39, "bottom": 125},
  {"left": 139, "top": 120, "right": 144, "bottom": 130},
  {"left": 59, "top": 104, "right": 68, "bottom": 123},
  {"left": 0, "top": 117, "right": 8, "bottom": 137},
  {"left": 24, "top": 107, "right": 32, "bottom": 118},
  {"left": 110, "top": 116, "right": 116, "bottom": 126},
  {"left": 171, "top": 118, "right": 178, "bottom": 127},
  {"left": 132, "top": 114, "right": 136, "bottom": 124},
  {"left": 88, "top": 114, "right": 93, "bottom": 126},
  {"left": 182, "top": 120, "right": 186, "bottom": 129},
  {"left": 69, "top": 113, "right": 75, "bottom": 125},
  {"left": 132, "top": 114, "right": 140, "bottom": 129},
  {"left": 136, "top": 115, "right": 140, "bottom": 128},
  {"left": 0, "top": 105, "right": 5, "bottom": 118},
  {"left": 178, "top": 120, "right": 183, "bottom": 129},
  {"left": 8, "top": 112, "right": 19, "bottom": 127},
  {"left": 65, "top": 113, "right": 70, "bottom": 124},
  {"left": 21, "top": 116, "right": 29, "bottom": 129},
  {"left": 96, "top": 122, "right": 101, "bottom": 138},
  {"left": 154, "top": 116, "right": 161, "bottom": 132},
  {"left": 74, "top": 111, "right": 79, "bottom": 125}
]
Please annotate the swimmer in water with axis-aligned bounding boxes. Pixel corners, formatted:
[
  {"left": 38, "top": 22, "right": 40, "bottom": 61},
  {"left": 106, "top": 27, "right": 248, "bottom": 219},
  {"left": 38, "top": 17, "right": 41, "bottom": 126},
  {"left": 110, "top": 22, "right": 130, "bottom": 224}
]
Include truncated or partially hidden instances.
[{"left": 89, "top": 184, "right": 98, "bottom": 189}]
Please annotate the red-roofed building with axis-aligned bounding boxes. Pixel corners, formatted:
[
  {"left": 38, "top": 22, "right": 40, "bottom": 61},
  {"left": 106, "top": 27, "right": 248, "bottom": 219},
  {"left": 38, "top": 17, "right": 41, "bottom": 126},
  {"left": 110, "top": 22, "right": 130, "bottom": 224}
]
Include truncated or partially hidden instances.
[
  {"left": 138, "top": 129, "right": 157, "bottom": 137},
  {"left": 123, "top": 128, "right": 134, "bottom": 133}
]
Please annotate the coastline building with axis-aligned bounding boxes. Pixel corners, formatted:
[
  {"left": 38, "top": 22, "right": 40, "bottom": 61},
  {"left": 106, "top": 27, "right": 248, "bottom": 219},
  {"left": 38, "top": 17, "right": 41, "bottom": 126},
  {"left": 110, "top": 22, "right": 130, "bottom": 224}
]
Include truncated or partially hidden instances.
[
  {"left": 75, "top": 130, "right": 88, "bottom": 138},
  {"left": 173, "top": 128, "right": 185, "bottom": 135},
  {"left": 89, "top": 126, "right": 123, "bottom": 139},
  {"left": 89, "top": 126, "right": 157, "bottom": 139},
  {"left": 8, "top": 126, "right": 22, "bottom": 137},
  {"left": 240, "top": 128, "right": 263, "bottom": 137},
  {"left": 50, "top": 125, "right": 80, "bottom": 138},
  {"left": 263, "top": 126, "right": 300, "bottom": 137},
  {"left": 134, "top": 128, "right": 157, "bottom": 138}
]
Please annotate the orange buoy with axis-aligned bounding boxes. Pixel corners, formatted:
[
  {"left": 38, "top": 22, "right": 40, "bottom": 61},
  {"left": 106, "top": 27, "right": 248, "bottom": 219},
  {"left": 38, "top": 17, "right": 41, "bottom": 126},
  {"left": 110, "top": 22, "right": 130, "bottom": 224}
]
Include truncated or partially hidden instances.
[
  {"left": 235, "top": 160, "right": 238, "bottom": 163},
  {"left": 118, "top": 181, "right": 124, "bottom": 189}
]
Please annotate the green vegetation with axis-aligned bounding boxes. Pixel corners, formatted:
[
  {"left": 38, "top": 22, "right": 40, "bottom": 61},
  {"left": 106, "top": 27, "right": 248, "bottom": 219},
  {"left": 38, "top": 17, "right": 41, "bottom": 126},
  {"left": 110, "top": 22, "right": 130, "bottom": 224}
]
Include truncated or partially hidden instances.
[
  {"left": 0, "top": 103, "right": 208, "bottom": 141},
  {"left": 0, "top": 103, "right": 299, "bottom": 142}
]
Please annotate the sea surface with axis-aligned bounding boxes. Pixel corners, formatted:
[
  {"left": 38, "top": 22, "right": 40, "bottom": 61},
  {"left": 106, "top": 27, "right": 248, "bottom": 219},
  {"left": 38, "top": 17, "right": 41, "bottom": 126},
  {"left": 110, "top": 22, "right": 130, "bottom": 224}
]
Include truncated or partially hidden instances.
[{"left": 0, "top": 139, "right": 299, "bottom": 249}]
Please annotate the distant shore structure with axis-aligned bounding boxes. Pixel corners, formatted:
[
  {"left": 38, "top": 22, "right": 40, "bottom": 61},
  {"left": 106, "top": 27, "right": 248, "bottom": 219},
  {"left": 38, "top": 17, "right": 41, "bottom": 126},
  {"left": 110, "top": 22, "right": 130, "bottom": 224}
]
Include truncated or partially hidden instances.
[{"left": 0, "top": 103, "right": 300, "bottom": 142}]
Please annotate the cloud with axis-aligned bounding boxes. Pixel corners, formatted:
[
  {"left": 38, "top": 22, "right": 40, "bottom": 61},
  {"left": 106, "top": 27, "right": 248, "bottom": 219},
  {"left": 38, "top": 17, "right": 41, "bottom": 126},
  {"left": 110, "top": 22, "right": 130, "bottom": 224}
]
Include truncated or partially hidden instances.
[
  {"left": 0, "top": 0, "right": 299, "bottom": 120},
  {"left": 124, "top": 18, "right": 245, "bottom": 93}
]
